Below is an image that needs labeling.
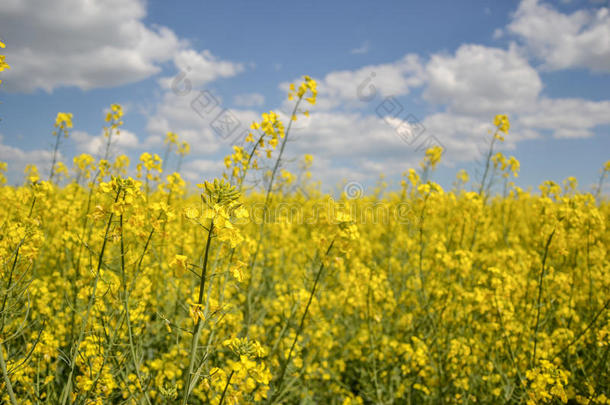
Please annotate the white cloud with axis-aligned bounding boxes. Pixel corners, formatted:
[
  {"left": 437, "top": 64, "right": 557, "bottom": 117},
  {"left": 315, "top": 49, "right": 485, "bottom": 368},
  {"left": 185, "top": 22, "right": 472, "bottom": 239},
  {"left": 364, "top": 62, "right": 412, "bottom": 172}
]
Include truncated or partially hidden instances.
[
  {"left": 233, "top": 93, "right": 265, "bottom": 108},
  {"left": 145, "top": 89, "right": 260, "bottom": 156},
  {"left": 423, "top": 44, "right": 542, "bottom": 116},
  {"left": 283, "top": 54, "right": 424, "bottom": 111},
  {"left": 5, "top": 0, "right": 596, "bottom": 187},
  {"left": 144, "top": 47, "right": 249, "bottom": 157},
  {"left": 182, "top": 159, "right": 224, "bottom": 183},
  {"left": 266, "top": 48, "right": 542, "bottom": 179},
  {"left": 157, "top": 39, "right": 610, "bottom": 186},
  {"left": 265, "top": 111, "right": 426, "bottom": 186},
  {"left": 416, "top": 42, "right": 610, "bottom": 154},
  {"left": 157, "top": 49, "right": 244, "bottom": 90},
  {"left": 508, "top": 0, "right": 610, "bottom": 72},
  {"left": 285, "top": 40, "right": 609, "bottom": 181},
  {"left": 0, "top": 134, "right": 56, "bottom": 182},
  {"left": 518, "top": 98, "right": 610, "bottom": 137},
  {"left": 421, "top": 113, "right": 537, "bottom": 161},
  {"left": 163, "top": 108, "right": 430, "bottom": 188},
  {"left": 72, "top": 129, "right": 141, "bottom": 155},
  {"left": 0, "top": 0, "right": 187, "bottom": 93}
]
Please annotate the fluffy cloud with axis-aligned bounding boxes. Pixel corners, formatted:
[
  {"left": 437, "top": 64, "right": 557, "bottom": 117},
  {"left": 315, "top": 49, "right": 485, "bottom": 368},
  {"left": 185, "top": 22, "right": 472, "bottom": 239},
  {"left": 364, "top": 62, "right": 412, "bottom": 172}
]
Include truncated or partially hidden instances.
[
  {"left": 71, "top": 129, "right": 141, "bottom": 155},
  {"left": 0, "top": 134, "right": 56, "bottom": 182},
  {"left": 0, "top": 0, "right": 184, "bottom": 92},
  {"left": 418, "top": 42, "right": 610, "bottom": 149},
  {"left": 289, "top": 40, "right": 610, "bottom": 183},
  {"left": 146, "top": 90, "right": 260, "bottom": 156},
  {"left": 3, "top": 0, "right": 607, "bottom": 189},
  {"left": 421, "top": 112, "right": 539, "bottom": 164},
  {"left": 157, "top": 50, "right": 244, "bottom": 91},
  {"left": 507, "top": 0, "right": 610, "bottom": 72},
  {"left": 145, "top": 47, "right": 250, "bottom": 157},
  {"left": 148, "top": 107, "right": 430, "bottom": 188},
  {"left": 181, "top": 159, "right": 225, "bottom": 183},
  {"left": 285, "top": 54, "right": 424, "bottom": 111},
  {"left": 518, "top": 98, "right": 610, "bottom": 138},
  {"left": 423, "top": 44, "right": 542, "bottom": 116},
  {"left": 261, "top": 112, "right": 428, "bottom": 187},
  {"left": 162, "top": 35, "right": 610, "bottom": 186}
]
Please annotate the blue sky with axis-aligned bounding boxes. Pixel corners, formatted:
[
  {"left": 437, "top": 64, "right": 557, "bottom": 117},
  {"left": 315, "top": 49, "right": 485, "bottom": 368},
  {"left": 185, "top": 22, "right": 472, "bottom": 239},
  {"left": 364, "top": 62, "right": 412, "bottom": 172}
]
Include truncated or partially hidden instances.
[{"left": 0, "top": 0, "right": 609, "bottom": 194}]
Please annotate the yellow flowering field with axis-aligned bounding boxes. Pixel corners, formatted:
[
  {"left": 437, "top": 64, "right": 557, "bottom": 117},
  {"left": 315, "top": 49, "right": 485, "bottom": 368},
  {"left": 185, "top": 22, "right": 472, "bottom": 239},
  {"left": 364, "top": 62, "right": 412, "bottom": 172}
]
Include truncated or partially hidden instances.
[{"left": 1, "top": 42, "right": 610, "bottom": 405}]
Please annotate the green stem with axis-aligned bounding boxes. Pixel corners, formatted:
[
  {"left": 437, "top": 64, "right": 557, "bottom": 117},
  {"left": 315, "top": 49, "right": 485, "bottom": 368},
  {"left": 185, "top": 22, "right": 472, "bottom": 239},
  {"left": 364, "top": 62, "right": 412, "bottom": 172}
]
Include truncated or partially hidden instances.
[
  {"left": 60, "top": 186, "right": 121, "bottom": 405},
  {"left": 49, "top": 131, "right": 62, "bottom": 183},
  {"left": 120, "top": 205, "right": 152, "bottom": 405},
  {"left": 558, "top": 299, "right": 610, "bottom": 355},
  {"left": 218, "top": 370, "right": 234, "bottom": 405},
  {"left": 0, "top": 341, "right": 18, "bottom": 405},
  {"left": 162, "top": 143, "right": 172, "bottom": 173},
  {"left": 478, "top": 132, "right": 498, "bottom": 197},
  {"left": 594, "top": 167, "right": 607, "bottom": 203},
  {"left": 236, "top": 131, "right": 265, "bottom": 193},
  {"left": 264, "top": 97, "right": 302, "bottom": 207},
  {"left": 0, "top": 241, "right": 22, "bottom": 335},
  {"left": 532, "top": 228, "right": 556, "bottom": 366},
  {"left": 182, "top": 220, "right": 215, "bottom": 404},
  {"left": 269, "top": 240, "right": 334, "bottom": 403}
]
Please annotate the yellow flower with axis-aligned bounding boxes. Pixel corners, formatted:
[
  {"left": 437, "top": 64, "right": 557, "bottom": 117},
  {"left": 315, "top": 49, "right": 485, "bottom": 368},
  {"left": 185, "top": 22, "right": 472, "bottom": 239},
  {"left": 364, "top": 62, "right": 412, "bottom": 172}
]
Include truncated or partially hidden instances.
[
  {"left": 178, "top": 141, "right": 190, "bottom": 156},
  {"left": 55, "top": 112, "right": 73, "bottom": 128},
  {"left": 0, "top": 38, "right": 10, "bottom": 76},
  {"left": 170, "top": 254, "right": 188, "bottom": 276},
  {"left": 422, "top": 146, "right": 443, "bottom": 170},
  {"left": 165, "top": 131, "right": 179, "bottom": 145},
  {"left": 493, "top": 114, "right": 510, "bottom": 134},
  {"left": 233, "top": 205, "right": 248, "bottom": 219},
  {"left": 230, "top": 261, "right": 246, "bottom": 282},
  {"left": 456, "top": 169, "right": 469, "bottom": 183},
  {"left": 188, "top": 302, "right": 205, "bottom": 324},
  {"left": 287, "top": 76, "right": 318, "bottom": 105},
  {"left": 25, "top": 164, "right": 40, "bottom": 183},
  {"left": 184, "top": 206, "right": 199, "bottom": 219}
]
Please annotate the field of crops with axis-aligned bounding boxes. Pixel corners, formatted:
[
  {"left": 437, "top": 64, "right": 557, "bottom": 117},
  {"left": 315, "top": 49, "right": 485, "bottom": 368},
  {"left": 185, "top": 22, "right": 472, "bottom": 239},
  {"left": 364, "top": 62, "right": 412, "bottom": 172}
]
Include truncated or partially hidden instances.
[{"left": 1, "top": 46, "right": 610, "bottom": 404}]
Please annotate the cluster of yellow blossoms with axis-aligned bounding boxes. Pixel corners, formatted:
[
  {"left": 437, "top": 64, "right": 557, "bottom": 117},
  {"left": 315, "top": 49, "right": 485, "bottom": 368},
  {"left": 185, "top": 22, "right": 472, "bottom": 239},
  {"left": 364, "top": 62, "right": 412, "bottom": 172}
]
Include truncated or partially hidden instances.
[
  {"left": 0, "top": 69, "right": 609, "bottom": 405},
  {"left": 0, "top": 39, "right": 9, "bottom": 86}
]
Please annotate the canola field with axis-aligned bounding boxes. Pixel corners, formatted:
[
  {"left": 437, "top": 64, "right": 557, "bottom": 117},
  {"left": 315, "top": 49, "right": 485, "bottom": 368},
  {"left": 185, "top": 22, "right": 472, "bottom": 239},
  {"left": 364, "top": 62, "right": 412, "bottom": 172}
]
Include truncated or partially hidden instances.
[{"left": 1, "top": 43, "right": 610, "bottom": 405}]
